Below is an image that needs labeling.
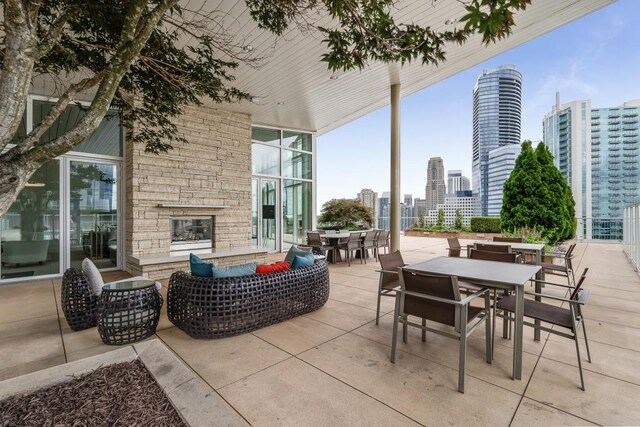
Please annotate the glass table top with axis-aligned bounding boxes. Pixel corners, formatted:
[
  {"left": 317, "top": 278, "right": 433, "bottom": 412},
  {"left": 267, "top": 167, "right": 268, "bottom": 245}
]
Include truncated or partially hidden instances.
[{"left": 102, "top": 279, "right": 156, "bottom": 291}]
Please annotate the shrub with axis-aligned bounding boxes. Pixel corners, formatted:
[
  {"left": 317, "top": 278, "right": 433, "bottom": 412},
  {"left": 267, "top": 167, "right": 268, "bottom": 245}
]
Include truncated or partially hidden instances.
[{"left": 470, "top": 217, "right": 501, "bottom": 233}]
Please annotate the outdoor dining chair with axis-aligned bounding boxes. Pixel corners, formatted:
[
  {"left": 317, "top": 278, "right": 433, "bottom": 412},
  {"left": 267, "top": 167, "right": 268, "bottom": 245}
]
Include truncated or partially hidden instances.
[
  {"left": 493, "top": 236, "right": 523, "bottom": 243},
  {"left": 337, "top": 232, "right": 365, "bottom": 266},
  {"left": 474, "top": 243, "right": 512, "bottom": 253},
  {"left": 447, "top": 237, "right": 462, "bottom": 257},
  {"left": 539, "top": 243, "right": 577, "bottom": 288},
  {"left": 362, "top": 230, "right": 379, "bottom": 262},
  {"left": 374, "top": 230, "right": 390, "bottom": 256},
  {"left": 375, "top": 251, "right": 406, "bottom": 325},
  {"left": 307, "top": 231, "right": 335, "bottom": 263},
  {"left": 469, "top": 249, "right": 519, "bottom": 349},
  {"left": 391, "top": 268, "right": 492, "bottom": 393},
  {"left": 496, "top": 268, "right": 591, "bottom": 390}
]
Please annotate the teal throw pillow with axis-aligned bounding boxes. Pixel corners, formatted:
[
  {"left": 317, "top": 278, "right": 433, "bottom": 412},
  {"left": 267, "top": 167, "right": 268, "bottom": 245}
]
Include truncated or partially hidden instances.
[
  {"left": 190, "top": 253, "right": 213, "bottom": 277},
  {"left": 284, "top": 245, "right": 312, "bottom": 264},
  {"left": 211, "top": 262, "right": 257, "bottom": 278},
  {"left": 291, "top": 253, "right": 315, "bottom": 269}
]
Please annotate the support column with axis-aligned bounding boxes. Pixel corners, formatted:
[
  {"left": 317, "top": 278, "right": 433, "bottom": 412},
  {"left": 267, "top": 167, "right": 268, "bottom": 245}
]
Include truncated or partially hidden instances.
[{"left": 390, "top": 84, "right": 401, "bottom": 252}]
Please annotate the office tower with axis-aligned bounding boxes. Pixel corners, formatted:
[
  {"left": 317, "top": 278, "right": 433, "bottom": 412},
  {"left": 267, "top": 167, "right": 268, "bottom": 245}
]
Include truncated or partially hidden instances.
[
  {"left": 472, "top": 65, "right": 522, "bottom": 216},
  {"left": 427, "top": 193, "right": 477, "bottom": 226},
  {"left": 425, "top": 157, "right": 446, "bottom": 211},
  {"left": 357, "top": 188, "right": 378, "bottom": 221},
  {"left": 404, "top": 194, "right": 413, "bottom": 206},
  {"left": 378, "top": 191, "right": 390, "bottom": 230},
  {"left": 447, "top": 170, "right": 470, "bottom": 196},
  {"left": 414, "top": 198, "right": 427, "bottom": 217},
  {"left": 543, "top": 95, "right": 640, "bottom": 240},
  {"left": 401, "top": 203, "right": 416, "bottom": 231},
  {"left": 487, "top": 144, "right": 521, "bottom": 216}
]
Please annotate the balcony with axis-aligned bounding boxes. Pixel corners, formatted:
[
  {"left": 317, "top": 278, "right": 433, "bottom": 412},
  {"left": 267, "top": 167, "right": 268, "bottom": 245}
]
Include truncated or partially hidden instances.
[{"left": 2, "top": 236, "right": 640, "bottom": 425}]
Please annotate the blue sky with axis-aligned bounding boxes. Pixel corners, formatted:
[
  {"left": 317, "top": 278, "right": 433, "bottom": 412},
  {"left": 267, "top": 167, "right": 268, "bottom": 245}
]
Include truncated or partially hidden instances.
[{"left": 316, "top": 0, "right": 639, "bottom": 210}]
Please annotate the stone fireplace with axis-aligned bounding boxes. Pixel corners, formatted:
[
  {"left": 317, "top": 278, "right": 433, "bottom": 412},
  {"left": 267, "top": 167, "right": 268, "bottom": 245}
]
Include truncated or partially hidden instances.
[
  {"left": 124, "top": 105, "right": 267, "bottom": 279},
  {"left": 170, "top": 216, "right": 214, "bottom": 253}
]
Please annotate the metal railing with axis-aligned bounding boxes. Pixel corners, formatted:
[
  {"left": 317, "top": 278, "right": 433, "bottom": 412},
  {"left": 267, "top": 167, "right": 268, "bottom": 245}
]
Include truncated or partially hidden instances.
[{"left": 624, "top": 204, "right": 640, "bottom": 271}]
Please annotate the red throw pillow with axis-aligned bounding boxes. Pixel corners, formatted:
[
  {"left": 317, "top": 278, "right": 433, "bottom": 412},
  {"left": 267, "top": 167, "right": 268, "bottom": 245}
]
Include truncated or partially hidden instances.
[{"left": 256, "top": 261, "right": 290, "bottom": 274}]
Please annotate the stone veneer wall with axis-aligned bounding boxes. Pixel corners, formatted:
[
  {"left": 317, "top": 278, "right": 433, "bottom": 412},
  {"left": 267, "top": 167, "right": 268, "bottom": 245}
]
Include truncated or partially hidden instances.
[{"left": 125, "top": 105, "right": 254, "bottom": 276}]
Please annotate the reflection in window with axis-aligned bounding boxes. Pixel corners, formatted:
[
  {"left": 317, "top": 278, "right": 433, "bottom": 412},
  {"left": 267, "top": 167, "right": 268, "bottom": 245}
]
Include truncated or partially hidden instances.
[
  {"left": 252, "top": 144, "right": 280, "bottom": 175},
  {"left": 0, "top": 160, "right": 60, "bottom": 279},
  {"left": 252, "top": 127, "right": 280, "bottom": 145},
  {"left": 283, "top": 131, "right": 312, "bottom": 151},
  {"left": 283, "top": 180, "right": 312, "bottom": 246},
  {"left": 32, "top": 100, "right": 122, "bottom": 156},
  {"left": 283, "top": 150, "right": 312, "bottom": 179}
]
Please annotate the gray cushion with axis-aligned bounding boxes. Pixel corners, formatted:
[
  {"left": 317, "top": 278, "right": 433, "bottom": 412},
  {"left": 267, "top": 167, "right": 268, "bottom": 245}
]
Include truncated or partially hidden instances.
[
  {"left": 82, "top": 258, "right": 104, "bottom": 295},
  {"left": 211, "top": 263, "right": 257, "bottom": 278},
  {"left": 284, "top": 245, "right": 312, "bottom": 264}
]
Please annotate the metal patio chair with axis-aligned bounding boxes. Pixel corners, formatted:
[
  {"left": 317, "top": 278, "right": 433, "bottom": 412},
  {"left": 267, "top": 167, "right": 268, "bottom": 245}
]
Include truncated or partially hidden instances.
[
  {"left": 493, "top": 236, "right": 523, "bottom": 243},
  {"left": 447, "top": 237, "right": 462, "bottom": 257},
  {"left": 362, "top": 230, "right": 379, "bottom": 262},
  {"left": 496, "top": 268, "right": 591, "bottom": 390},
  {"left": 375, "top": 251, "right": 406, "bottom": 324},
  {"left": 391, "top": 268, "right": 492, "bottom": 393}
]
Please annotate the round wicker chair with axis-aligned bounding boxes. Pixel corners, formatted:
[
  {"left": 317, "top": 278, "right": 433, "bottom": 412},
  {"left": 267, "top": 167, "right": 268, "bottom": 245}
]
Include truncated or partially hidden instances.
[
  {"left": 61, "top": 267, "right": 98, "bottom": 331},
  {"left": 167, "top": 259, "right": 330, "bottom": 338}
]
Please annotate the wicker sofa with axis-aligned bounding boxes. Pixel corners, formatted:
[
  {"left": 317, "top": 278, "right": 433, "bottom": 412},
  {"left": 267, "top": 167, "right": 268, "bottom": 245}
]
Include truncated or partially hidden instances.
[{"left": 167, "top": 259, "right": 330, "bottom": 338}]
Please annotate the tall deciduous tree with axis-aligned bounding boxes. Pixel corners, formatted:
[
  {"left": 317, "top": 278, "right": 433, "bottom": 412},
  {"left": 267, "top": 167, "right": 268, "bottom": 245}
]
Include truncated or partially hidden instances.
[
  {"left": 0, "top": 0, "right": 531, "bottom": 215},
  {"left": 319, "top": 199, "right": 373, "bottom": 228}
]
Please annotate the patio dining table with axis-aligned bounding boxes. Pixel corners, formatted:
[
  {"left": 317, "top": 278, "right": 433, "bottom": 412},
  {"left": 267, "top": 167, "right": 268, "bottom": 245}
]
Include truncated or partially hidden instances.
[{"left": 404, "top": 256, "right": 541, "bottom": 380}]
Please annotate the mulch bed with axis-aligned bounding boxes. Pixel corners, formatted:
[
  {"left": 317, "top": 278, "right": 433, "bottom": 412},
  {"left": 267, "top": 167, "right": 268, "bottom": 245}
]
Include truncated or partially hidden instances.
[{"left": 0, "top": 359, "right": 186, "bottom": 427}]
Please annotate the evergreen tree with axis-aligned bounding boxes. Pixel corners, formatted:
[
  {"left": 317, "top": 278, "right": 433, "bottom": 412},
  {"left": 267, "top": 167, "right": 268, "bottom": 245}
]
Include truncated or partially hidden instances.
[
  {"left": 501, "top": 141, "right": 546, "bottom": 234},
  {"left": 437, "top": 209, "right": 445, "bottom": 227},
  {"left": 535, "top": 143, "right": 576, "bottom": 240},
  {"left": 501, "top": 141, "right": 576, "bottom": 243}
]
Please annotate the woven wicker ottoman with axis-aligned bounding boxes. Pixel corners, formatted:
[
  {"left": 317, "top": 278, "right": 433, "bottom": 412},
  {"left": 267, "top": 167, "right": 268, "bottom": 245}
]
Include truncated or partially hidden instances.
[{"left": 167, "top": 259, "right": 330, "bottom": 338}]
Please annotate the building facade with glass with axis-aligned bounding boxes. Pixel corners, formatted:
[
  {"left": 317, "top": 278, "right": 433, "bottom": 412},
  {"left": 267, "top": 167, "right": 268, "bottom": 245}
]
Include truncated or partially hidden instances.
[
  {"left": 472, "top": 65, "right": 522, "bottom": 216},
  {"left": 0, "top": 96, "right": 123, "bottom": 281},
  {"left": 543, "top": 97, "right": 640, "bottom": 240},
  {"left": 486, "top": 144, "right": 521, "bottom": 217},
  {"left": 251, "top": 126, "right": 315, "bottom": 252}
]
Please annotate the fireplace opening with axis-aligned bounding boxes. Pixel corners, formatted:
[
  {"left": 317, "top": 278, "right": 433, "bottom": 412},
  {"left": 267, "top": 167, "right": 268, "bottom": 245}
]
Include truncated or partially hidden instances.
[{"left": 170, "top": 216, "right": 214, "bottom": 252}]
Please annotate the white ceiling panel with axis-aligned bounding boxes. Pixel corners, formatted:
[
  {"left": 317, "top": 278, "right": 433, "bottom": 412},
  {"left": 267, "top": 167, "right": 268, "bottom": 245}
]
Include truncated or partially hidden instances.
[{"left": 191, "top": 0, "right": 614, "bottom": 134}]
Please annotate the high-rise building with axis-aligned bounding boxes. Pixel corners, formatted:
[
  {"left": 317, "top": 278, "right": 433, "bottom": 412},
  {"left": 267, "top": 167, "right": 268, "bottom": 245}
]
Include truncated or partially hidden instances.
[
  {"left": 543, "top": 94, "right": 592, "bottom": 231},
  {"left": 404, "top": 194, "right": 413, "bottom": 206},
  {"left": 427, "top": 194, "right": 477, "bottom": 226},
  {"left": 543, "top": 94, "right": 640, "bottom": 240},
  {"left": 447, "top": 170, "right": 470, "bottom": 196},
  {"left": 378, "top": 191, "right": 390, "bottom": 230},
  {"left": 425, "top": 157, "right": 446, "bottom": 211},
  {"left": 357, "top": 188, "right": 378, "bottom": 222},
  {"left": 414, "top": 198, "right": 427, "bottom": 217},
  {"left": 487, "top": 144, "right": 521, "bottom": 216},
  {"left": 472, "top": 65, "right": 522, "bottom": 216}
]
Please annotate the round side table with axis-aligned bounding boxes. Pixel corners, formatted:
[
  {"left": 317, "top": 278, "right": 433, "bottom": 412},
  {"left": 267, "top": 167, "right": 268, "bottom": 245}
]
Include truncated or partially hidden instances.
[{"left": 97, "top": 279, "right": 163, "bottom": 345}]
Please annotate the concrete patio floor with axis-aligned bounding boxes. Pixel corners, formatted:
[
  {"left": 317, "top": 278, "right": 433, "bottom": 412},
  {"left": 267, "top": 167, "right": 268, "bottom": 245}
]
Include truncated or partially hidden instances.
[{"left": 1, "top": 236, "right": 639, "bottom": 426}]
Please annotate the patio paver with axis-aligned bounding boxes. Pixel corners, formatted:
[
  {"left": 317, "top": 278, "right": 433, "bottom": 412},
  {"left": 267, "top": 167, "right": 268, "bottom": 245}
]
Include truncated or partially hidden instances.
[{"left": 1, "top": 236, "right": 639, "bottom": 426}]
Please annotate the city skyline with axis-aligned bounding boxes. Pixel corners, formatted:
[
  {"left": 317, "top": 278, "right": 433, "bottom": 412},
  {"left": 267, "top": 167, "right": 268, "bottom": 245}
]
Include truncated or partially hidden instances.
[{"left": 316, "top": 0, "right": 639, "bottom": 211}]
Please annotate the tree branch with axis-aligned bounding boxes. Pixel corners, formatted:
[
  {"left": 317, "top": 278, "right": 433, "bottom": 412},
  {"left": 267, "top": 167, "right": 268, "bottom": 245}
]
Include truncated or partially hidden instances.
[
  {"left": 1, "top": 72, "right": 107, "bottom": 162},
  {"left": 0, "top": 0, "right": 40, "bottom": 150},
  {"left": 36, "top": 7, "right": 78, "bottom": 60}
]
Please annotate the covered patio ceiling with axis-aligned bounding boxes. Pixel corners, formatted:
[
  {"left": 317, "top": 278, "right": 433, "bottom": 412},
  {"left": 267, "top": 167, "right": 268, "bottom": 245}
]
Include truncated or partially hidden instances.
[{"left": 190, "top": 0, "right": 615, "bottom": 134}]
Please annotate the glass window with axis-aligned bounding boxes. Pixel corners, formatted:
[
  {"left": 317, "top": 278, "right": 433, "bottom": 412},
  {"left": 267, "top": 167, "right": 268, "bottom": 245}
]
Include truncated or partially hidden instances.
[
  {"left": 252, "top": 144, "right": 280, "bottom": 176},
  {"left": 283, "top": 149, "right": 312, "bottom": 179},
  {"left": 282, "top": 131, "right": 312, "bottom": 151},
  {"left": 10, "top": 111, "right": 27, "bottom": 145},
  {"left": 1, "top": 160, "right": 60, "bottom": 279},
  {"left": 32, "top": 100, "right": 123, "bottom": 156},
  {"left": 283, "top": 180, "right": 312, "bottom": 247},
  {"left": 252, "top": 127, "right": 280, "bottom": 145}
]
